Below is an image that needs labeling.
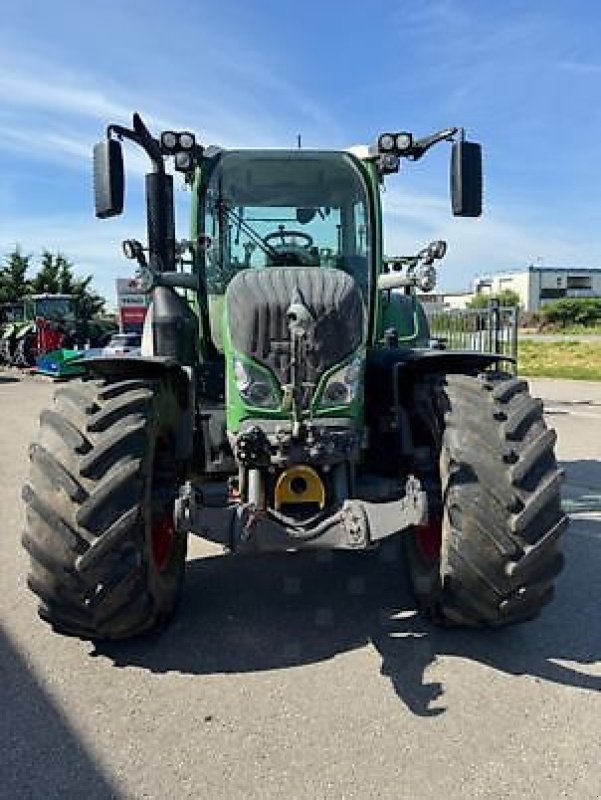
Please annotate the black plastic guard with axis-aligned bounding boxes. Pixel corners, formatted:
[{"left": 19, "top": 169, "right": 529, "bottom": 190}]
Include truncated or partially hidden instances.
[
  {"left": 75, "top": 355, "right": 180, "bottom": 376},
  {"left": 366, "top": 347, "right": 513, "bottom": 415},
  {"left": 368, "top": 347, "right": 512, "bottom": 373}
]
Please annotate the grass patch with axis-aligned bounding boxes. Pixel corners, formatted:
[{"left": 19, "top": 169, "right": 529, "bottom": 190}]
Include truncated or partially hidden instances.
[
  {"left": 519, "top": 340, "right": 601, "bottom": 380},
  {"left": 524, "top": 324, "right": 601, "bottom": 335}
]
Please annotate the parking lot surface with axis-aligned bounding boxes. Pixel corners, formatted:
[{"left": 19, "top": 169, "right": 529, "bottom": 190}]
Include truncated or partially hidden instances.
[{"left": 1, "top": 372, "right": 600, "bottom": 799}]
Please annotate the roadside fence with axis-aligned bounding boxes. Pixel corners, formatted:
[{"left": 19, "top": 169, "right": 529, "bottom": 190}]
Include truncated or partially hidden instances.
[{"left": 425, "top": 300, "right": 518, "bottom": 370}]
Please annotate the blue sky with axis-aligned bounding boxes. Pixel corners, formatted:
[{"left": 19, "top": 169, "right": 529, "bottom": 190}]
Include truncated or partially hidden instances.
[{"left": 1, "top": 0, "right": 600, "bottom": 303}]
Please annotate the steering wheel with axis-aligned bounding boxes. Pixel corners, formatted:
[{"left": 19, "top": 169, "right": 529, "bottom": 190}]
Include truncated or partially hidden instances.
[{"left": 263, "top": 227, "right": 314, "bottom": 249}]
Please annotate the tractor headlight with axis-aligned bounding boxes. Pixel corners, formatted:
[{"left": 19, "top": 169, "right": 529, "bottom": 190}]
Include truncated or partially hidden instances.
[
  {"left": 319, "top": 355, "right": 363, "bottom": 408},
  {"left": 234, "top": 358, "right": 279, "bottom": 409},
  {"left": 178, "top": 132, "right": 195, "bottom": 151},
  {"left": 379, "top": 153, "right": 400, "bottom": 174},
  {"left": 395, "top": 132, "right": 413, "bottom": 153},
  {"left": 161, "top": 131, "right": 178, "bottom": 152},
  {"left": 378, "top": 133, "right": 396, "bottom": 152},
  {"left": 175, "top": 151, "right": 192, "bottom": 171}
]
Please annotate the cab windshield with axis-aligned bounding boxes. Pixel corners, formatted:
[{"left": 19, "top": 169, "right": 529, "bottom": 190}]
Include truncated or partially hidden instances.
[
  {"left": 202, "top": 151, "right": 370, "bottom": 294},
  {"left": 26, "top": 296, "right": 73, "bottom": 319}
]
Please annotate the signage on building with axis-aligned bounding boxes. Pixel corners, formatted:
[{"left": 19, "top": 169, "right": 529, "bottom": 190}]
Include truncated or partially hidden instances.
[{"left": 115, "top": 278, "right": 149, "bottom": 332}]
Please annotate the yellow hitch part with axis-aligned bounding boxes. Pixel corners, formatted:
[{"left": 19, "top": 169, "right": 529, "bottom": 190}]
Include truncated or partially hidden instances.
[{"left": 274, "top": 465, "right": 325, "bottom": 511}]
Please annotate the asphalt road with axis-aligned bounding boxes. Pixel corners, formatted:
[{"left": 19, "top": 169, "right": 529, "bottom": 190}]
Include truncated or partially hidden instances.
[{"left": 1, "top": 371, "right": 600, "bottom": 800}]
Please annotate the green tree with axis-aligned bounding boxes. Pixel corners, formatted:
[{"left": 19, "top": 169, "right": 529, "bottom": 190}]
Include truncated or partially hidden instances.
[
  {"left": 29, "top": 250, "right": 63, "bottom": 294},
  {"left": 0, "top": 245, "right": 31, "bottom": 303},
  {"left": 30, "top": 250, "right": 106, "bottom": 319},
  {"left": 467, "top": 289, "right": 521, "bottom": 310}
]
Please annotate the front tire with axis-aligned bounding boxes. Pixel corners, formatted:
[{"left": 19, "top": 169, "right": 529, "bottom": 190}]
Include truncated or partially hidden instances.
[
  {"left": 22, "top": 376, "right": 187, "bottom": 640},
  {"left": 15, "top": 333, "right": 36, "bottom": 366},
  {"left": 405, "top": 372, "right": 567, "bottom": 626}
]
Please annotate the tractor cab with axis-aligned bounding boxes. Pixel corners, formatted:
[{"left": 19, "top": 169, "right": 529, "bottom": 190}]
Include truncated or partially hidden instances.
[
  {"left": 25, "top": 293, "right": 74, "bottom": 321},
  {"left": 196, "top": 149, "right": 373, "bottom": 352},
  {"left": 16, "top": 294, "right": 77, "bottom": 365}
]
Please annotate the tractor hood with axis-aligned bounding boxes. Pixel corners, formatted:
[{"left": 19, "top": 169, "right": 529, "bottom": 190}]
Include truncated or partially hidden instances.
[
  {"left": 224, "top": 267, "right": 365, "bottom": 431},
  {"left": 226, "top": 267, "right": 363, "bottom": 383}
]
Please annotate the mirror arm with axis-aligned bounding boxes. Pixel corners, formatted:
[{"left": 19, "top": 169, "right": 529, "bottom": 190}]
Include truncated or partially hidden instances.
[
  {"left": 410, "top": 127, "right": 458, "bottom": 161},
  {"left": 139, "top": 264, "right": 199, "bottom": 293},
  {"left": 107, "top": 114, "right": 164, "bottom": 174}
]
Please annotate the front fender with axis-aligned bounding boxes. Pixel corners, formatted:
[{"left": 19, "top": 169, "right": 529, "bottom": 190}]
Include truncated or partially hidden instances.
[
  {"left": 368, "top": 347, "right": 512, "bottom": 374},
  {"left": 366, "top": 346, "right": 514, "bottom": 413},
  {"left": 79, "top": 355, "right": 195, "bottom": 460}
]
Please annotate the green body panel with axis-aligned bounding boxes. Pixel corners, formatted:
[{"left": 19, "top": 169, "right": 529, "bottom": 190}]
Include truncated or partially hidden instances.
[{"left": 378, "top": 293, "right": 431, "bottom": 345}]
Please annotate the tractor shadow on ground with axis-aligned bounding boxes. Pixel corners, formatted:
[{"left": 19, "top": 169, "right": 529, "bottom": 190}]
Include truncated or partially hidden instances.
[
  {"left": 1, "top": 623, "right": 119, "bottom": 799},
  {"left": 95, "top": 511, "right": 601, "bottom": 717}
]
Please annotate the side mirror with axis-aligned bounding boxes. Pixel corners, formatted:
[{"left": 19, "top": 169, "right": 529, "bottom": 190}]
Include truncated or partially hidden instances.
[
  {"left": 93, "top": 139, "right": 124, "bottom": 218},
  {"left": 451, "top": 140, "right": 482, "bottom": 217}
]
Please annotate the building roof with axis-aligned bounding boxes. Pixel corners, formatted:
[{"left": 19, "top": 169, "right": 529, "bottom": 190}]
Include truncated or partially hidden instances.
[{"left": 475, "top": 265, "right": 601, "bottom": 280}]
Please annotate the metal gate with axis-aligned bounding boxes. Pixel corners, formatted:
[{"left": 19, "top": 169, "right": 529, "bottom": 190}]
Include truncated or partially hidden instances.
[{"left": 425, "top": 300, "right": 518, "bottom": 368}]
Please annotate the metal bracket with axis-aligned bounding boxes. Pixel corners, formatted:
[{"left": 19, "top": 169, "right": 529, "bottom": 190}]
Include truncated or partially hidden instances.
[
  {"left": 359, "top": 475, "right": 428, "bottom": 543},
  {"left": 174, "top": 473, "right": 428, "bottom": 552}
]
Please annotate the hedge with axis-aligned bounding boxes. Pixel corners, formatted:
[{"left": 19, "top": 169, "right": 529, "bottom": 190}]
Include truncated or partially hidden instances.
[{"left": 541, "top": 298, "right": 601, "bottom": 327}]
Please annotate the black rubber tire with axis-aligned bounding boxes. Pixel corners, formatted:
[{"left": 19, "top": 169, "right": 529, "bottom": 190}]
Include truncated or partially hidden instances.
[
  {"left": 0, "top": 338, "right": 11, "bottom": 364},
  {"left": 14, "top": 333, "right": 36, "bottom": 367},
  {"left": 405, "top": 371, "right": 567, "bottom": 626},
  {"left": 22, "top": 376, "right": 187, "bottom": 640}
]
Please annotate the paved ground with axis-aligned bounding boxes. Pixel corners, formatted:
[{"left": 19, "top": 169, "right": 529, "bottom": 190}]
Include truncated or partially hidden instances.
[{"left": 1, "top": 371, "right": 600, "bottom": 800}]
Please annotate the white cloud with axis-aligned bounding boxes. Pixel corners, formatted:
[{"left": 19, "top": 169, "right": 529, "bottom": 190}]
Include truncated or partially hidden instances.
[
  {"left": 0, "top": 42, "right": 340, "bottom": 172},
  {"left": 382, "top": 187, "right": 601, "bottom": 291},
  {"left": 0, "top": 69, "right": 131, "bottom": 123}
]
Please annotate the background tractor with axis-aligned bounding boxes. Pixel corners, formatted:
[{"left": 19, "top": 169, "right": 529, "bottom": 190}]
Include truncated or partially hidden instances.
[
  {"left": 0, "top": 300, "right": 25, "bottom": 363},
  {"left": 22, "top": 114, "right": 566, "bottom": 640},
  {"left": 15, "top": 293, "right": 76, "bottom": 367},
  {"left": 1, "top": 292, "right": 116, "bottom": 369}
]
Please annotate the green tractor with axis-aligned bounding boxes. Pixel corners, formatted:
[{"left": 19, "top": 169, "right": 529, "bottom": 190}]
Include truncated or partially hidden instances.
[
  {"left": 2, "top": 294, "right": 76, "bottom": 367},
  {"left": 22, "top": 114, "right": 566, "bottom": 640},
  {"left": 2, "top": 293, "right": 117, "bottom": 372},
  {"left": 0, "top": 301, "right": 26, "bottom": 364}
]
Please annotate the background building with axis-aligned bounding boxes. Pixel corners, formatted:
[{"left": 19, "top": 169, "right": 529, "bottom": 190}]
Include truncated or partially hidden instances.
[{"left": 472, "top": 266, "right": 601, "bottom": 312}]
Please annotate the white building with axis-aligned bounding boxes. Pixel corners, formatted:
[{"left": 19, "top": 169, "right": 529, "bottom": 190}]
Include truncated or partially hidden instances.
[
  {"left": 473, "top": 266, "right": 601, "bottom": 312},
  {"left": 440, "top": 291, "right": 475, "bottom": 310}
]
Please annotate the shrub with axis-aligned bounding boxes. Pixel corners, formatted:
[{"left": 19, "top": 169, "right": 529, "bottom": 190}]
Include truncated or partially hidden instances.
[
  {"left": 467, "top": 289, "right": 521, "bottom": 310},
  {"left": 541, "top": 298, "right": 601, "bottom": 328}
]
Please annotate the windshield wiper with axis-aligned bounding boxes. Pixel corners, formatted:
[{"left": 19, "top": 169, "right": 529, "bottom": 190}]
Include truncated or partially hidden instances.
[{"left": 215, "top": 200, "right": 280, "bottom": 262}]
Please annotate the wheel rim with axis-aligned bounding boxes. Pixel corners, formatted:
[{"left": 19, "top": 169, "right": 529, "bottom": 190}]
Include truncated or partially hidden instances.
[
  {"left": 151, "top": 512, "right": 175, "bottom": 573},
  {"left": 414, "top": 519, "right": 442, "bottom": 565}
]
